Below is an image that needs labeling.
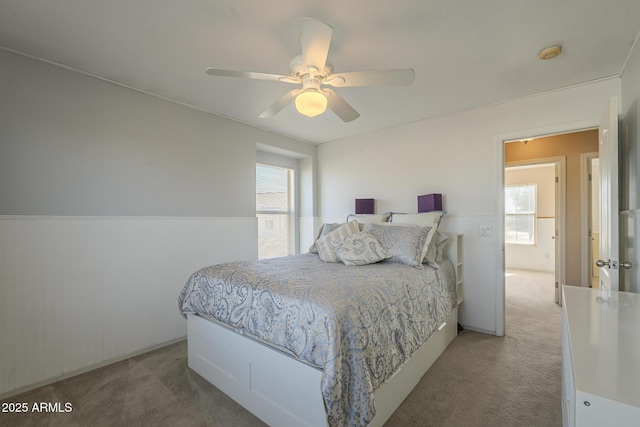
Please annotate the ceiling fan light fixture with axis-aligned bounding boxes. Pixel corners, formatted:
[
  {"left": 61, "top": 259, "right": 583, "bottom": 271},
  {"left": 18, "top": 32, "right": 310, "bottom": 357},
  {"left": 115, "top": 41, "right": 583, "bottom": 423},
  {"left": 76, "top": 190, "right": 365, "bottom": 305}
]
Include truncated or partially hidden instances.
[
  {"left": 205, "top": 18, "right": 413, "bottom": 122},
  {"left": 295, "top": 89, "right": 327, "bottom": 117}
]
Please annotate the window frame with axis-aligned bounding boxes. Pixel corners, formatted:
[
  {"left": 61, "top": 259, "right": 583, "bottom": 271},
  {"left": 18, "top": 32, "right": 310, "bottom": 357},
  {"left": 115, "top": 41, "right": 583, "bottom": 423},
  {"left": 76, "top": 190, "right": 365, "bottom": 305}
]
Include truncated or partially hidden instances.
[
  {"left": 504, "top": 183, "right": 537, "bottom": 246},
  {"left": 256, "top": 159, "right": 298, "bottom": 259}
]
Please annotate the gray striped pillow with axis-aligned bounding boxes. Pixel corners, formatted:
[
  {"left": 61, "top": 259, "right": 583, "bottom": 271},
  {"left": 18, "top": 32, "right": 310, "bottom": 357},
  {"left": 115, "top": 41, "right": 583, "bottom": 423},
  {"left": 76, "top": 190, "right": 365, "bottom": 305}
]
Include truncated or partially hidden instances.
[{"left": 316, "top": 220, "right": 360, "bottom": 263}]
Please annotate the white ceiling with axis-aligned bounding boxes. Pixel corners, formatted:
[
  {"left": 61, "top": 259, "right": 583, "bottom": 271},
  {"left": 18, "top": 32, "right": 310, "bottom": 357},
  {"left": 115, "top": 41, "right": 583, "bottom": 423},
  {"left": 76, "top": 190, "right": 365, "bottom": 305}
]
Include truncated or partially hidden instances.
[{"left": 2, "top": 0, "right": 640, "bottom": 144}]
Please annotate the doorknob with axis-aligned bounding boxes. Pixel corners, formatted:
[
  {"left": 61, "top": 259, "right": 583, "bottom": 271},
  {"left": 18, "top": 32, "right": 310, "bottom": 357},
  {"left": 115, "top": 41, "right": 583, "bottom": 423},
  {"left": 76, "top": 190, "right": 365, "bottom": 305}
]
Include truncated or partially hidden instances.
[{"left": 596, "top": 259, "right": 633, "bottom": 269}]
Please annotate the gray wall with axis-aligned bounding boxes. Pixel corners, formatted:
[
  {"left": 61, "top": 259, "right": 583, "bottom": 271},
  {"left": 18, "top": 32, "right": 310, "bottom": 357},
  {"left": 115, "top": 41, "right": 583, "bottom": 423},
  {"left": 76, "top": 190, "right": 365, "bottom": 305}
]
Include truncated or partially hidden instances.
[
  {"left": 621, "top": 39, "right": 640, "bottom": 212},
  {"left": 0, "top": 48, "right": 314, "bottom": 217},
  {"left": 620, "top": 37, "right": 640, "bottom": 293}
]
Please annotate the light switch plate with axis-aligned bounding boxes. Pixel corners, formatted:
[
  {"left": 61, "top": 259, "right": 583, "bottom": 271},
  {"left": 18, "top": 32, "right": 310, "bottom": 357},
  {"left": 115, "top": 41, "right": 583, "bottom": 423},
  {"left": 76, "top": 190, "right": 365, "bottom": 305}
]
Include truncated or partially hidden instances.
[{"left": 480, "top": 225, "right": 492, "bottom": 236}]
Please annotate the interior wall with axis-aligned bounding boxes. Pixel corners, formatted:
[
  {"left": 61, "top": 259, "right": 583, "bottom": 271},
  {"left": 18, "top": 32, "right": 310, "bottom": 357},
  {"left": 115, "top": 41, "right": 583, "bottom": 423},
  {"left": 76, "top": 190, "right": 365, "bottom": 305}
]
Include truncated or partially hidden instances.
[
  {"left": 504, "top": 164, "right": 556, "bottom": 272},
  {"left": 0, "top": 49, "right": 318, "bottom": 217},
  {"left": 504, "top": 130, "right": 598, "bottom": 285},
  {"left": 318, "top": 78, "right": 620, "bottom": 334},
  {"left": 0, "top": 48, "right": 316, "bottom": 397}
]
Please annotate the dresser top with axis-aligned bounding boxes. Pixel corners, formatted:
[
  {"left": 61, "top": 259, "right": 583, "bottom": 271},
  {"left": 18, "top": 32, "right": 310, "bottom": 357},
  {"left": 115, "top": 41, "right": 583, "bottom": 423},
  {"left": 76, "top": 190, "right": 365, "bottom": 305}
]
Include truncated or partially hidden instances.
[{"left": 563, "top": 286, "right": 640, "bottom": 407}]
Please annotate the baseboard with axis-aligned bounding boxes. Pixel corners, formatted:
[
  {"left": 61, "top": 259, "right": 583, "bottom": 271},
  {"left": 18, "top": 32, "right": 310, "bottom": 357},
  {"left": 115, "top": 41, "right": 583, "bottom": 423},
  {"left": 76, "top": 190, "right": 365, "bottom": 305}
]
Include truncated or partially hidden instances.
[{"left": 460, "top": 325, "right": 498, "bottom": 336}]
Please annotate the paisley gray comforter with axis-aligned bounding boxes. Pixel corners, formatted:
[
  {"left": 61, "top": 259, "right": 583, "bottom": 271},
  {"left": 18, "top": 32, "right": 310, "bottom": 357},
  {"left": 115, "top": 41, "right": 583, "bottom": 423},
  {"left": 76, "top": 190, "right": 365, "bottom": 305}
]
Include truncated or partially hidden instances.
[{"left": 178, "top": 253, "right": 456, "bottom": 427}]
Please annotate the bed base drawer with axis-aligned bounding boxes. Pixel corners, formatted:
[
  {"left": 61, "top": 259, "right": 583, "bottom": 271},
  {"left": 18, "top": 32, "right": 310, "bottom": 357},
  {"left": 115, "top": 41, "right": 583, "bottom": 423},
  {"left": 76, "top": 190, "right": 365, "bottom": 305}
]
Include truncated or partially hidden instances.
[
  {"left": 188, "top": 314, "right": 326, "bottom": 426},
  {"left": 187, "top": 309, "right": 457, "bottom": 427}
]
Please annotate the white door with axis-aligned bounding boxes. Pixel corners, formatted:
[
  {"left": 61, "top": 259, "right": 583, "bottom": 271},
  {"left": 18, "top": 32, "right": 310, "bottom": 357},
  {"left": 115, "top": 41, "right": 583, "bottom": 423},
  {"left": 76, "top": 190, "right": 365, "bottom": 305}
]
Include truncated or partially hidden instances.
[{"left": 597, "top": 97, "right": 619, "bottom": 293}]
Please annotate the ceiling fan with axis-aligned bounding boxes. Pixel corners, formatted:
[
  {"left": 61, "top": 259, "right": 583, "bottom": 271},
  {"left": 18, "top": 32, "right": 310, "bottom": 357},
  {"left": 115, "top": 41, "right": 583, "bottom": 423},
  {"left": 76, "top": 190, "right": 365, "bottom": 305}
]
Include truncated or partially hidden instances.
[{"left": 205, "top": 18, "right": 415, "bottom": 122}]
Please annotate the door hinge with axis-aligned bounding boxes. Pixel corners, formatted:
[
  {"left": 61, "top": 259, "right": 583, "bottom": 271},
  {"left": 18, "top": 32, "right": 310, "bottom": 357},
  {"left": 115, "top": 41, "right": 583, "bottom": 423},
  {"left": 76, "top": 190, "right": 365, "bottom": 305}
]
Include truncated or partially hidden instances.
[{"left": 555, "top": 176, "right": 559, "bottom": 183}]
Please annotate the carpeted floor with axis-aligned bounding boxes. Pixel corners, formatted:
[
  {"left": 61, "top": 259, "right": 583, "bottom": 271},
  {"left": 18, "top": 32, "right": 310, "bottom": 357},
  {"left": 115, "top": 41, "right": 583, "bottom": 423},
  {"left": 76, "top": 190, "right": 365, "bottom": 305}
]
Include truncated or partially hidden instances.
[
  {"left": 1, "top": 269, "right": 562, "bottom": 427},
  {"left": 385, "top": 269, "right": 562, "bottom": 427}
]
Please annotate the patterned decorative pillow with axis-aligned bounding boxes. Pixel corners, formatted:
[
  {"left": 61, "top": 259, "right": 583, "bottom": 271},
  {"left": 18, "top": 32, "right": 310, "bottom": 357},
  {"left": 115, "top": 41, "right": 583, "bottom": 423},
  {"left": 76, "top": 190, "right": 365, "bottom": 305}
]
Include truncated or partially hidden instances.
[
  {"left": 363, "top": 223, "right": 432, "bottom": 268},
  {"left": 389, "top": 211, "right": 446, "bottom": 264},
  {"left": 332, "top": 231, "right": 392, "bottom": 266},
  {"left": 316, "top": 220, "right": 360, "bottom": 263}
]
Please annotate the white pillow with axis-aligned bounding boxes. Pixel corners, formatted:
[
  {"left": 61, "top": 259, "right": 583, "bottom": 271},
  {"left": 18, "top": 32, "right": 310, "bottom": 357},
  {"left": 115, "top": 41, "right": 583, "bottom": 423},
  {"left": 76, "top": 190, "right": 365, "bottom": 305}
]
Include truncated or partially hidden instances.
[
  {"left": 345, "top": 212, "right": 391, "bottom": 224},
  {"left": 389, "top": 212, "right": 445, "bottom": 264},
  {"left": 332, "top": 231, "right": 392, "bottom": 266},
  {"left": 316, "top": 220, "right": 360, "bottom": 263},
  {"left": 434, "top": 231, "right": 449, "bottom": 263}
]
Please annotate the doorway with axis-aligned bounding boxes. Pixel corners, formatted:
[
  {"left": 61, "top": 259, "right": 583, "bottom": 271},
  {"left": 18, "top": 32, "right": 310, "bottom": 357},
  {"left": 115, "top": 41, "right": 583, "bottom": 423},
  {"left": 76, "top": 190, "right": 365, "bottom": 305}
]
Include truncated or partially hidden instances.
[
  {"left": 500, "top": 129, "right": 599, "bottom": 335},
  {"left": 504, "top": 158, "right": 564, "bottom": 304}
]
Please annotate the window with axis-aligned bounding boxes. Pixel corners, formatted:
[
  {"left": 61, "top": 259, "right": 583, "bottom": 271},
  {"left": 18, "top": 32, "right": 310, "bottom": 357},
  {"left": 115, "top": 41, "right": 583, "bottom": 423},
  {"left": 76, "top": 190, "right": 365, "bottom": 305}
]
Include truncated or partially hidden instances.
[
  {"left": 505, "top": 184, "right": 536, "bottom": 245},
  {"left": 256, "top": 163, "right": 294, "bottom": 259}
]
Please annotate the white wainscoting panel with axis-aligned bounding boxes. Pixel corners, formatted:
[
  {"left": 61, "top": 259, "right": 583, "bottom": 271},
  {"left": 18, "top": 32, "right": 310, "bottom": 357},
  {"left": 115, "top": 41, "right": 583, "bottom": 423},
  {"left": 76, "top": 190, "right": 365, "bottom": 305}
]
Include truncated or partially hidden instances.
[
  {"left": 505, "top": 218, "right": 556, "bottom": 273},
  {"left": 0, "top": 216, "right": 257, "bottom": 397}
]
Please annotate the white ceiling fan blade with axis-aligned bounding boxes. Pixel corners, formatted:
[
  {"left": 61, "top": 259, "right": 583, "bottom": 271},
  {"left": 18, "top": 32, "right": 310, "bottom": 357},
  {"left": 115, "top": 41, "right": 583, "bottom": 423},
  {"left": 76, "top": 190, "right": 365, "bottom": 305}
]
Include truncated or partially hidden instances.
[
  {"left": 323, "top": 88, "right": 359, "bottom": 122},
  {"left": 205, "top": 68, "right": 299, "bottom": 84},
  {"left": 299, "top": 18, "right": 333, "bottom": 73},
  {"left": 258, "top": 89, "right": 301, "bottom": 118},
  {"left": 325, "top": 69, "right": 415, "bottom": 87}
]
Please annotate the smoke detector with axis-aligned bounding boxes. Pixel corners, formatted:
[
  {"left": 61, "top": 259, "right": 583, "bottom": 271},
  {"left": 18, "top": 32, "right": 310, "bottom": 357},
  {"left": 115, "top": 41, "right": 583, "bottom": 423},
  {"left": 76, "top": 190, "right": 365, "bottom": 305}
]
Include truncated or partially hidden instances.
[{"left": 539, "top": 45, "right": 563, "bottom": 60}]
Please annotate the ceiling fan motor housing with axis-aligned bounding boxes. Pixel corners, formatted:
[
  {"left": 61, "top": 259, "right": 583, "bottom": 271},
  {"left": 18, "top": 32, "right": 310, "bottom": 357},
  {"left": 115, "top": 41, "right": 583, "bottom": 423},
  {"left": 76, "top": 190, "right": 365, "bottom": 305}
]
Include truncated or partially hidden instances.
[{"left": 290, "top": 54, "right": 331, "bottom": 81}]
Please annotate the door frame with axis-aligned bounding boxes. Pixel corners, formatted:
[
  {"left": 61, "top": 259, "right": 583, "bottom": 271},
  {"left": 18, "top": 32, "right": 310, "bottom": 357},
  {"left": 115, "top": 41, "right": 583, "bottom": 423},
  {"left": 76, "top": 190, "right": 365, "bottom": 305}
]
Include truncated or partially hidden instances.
[
  {"left": 580, "top": 152, "right": 599, "bottom": 287},
  {"left": 495, "top": 119, "right": 598, "bottom": 336},
  {"left": 505, "top": 157, "right": 566, "bottom": 304},
  {"left": 597, "top": 97, "right": 621, "bottom": 293}
]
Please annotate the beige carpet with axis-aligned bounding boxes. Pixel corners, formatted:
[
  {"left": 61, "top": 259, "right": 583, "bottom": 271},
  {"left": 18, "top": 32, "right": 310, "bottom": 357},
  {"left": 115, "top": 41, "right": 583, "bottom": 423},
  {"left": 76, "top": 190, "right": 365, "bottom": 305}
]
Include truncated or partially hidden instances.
[
  {"left": 386, "top": 269, "right": 562, "bottom": 426},
  {"left": 1, "top": 269, "right": 562, "bottom": 426}
]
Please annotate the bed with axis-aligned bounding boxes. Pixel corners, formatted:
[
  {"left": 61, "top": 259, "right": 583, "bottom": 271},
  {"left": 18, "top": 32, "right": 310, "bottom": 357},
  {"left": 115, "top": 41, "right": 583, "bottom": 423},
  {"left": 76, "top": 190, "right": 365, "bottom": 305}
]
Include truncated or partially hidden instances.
[{"left": 178, "top": 215, "right": 459, "bottom": 427}]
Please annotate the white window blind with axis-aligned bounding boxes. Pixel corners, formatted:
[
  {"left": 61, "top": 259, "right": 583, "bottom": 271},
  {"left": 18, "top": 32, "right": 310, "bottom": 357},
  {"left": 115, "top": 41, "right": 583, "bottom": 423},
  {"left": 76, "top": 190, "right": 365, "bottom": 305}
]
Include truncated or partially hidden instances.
[
  {"left": 256, "top": 163, "right": 294, "bottom": 259},
  {"left": 505, "top": 184, "right": 536, "bottom": 245}
]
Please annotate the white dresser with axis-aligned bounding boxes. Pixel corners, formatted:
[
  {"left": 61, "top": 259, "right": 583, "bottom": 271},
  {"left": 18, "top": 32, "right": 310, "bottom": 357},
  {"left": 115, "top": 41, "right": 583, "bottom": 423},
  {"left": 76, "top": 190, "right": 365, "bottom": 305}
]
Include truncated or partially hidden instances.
[{"left": 562, "top": 286, "right": 640, "bottom": 426}]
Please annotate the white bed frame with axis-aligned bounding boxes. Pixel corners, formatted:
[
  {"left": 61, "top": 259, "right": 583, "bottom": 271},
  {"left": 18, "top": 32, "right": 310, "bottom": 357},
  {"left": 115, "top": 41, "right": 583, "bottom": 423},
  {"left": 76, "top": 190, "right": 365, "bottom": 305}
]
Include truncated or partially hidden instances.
[{"left": 187, "top": 232, "right": 460, "bottom": 427}]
